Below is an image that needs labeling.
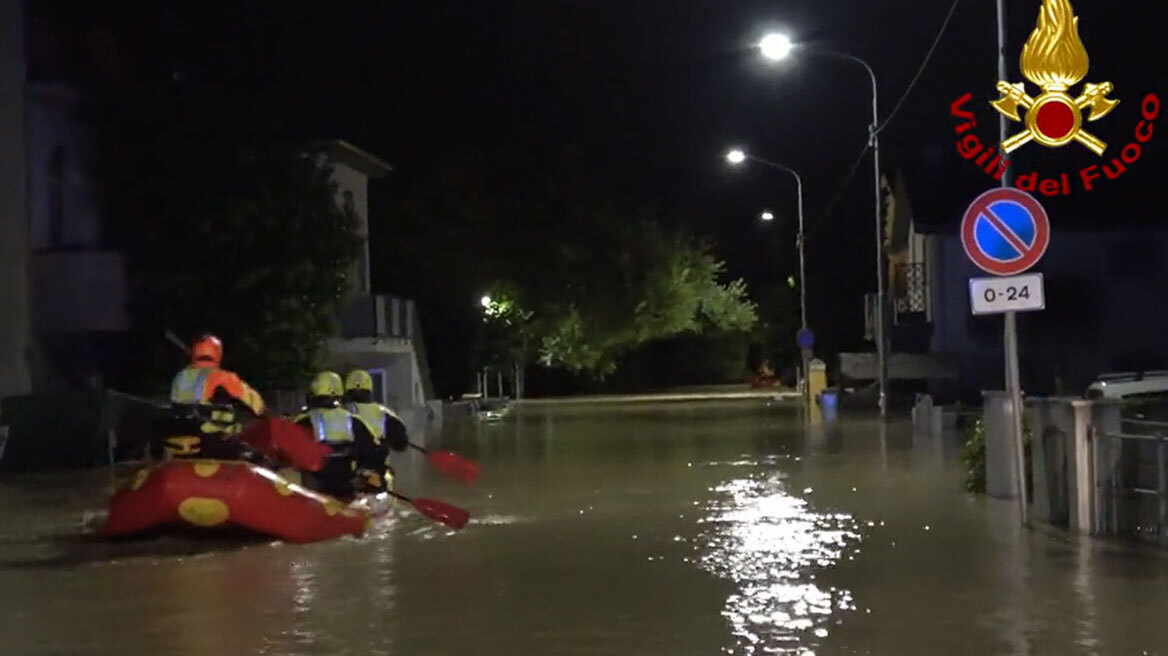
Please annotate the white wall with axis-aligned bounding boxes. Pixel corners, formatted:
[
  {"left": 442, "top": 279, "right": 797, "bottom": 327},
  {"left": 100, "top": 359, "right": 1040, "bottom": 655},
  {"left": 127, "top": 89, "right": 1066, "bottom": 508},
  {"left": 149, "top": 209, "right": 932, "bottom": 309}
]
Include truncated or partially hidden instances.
[
  {"left": 326, "top": 161, "right": 371, "bottom": 295},
  {"left": 0, "top": 0, "right": 31, "bottom": 398}
]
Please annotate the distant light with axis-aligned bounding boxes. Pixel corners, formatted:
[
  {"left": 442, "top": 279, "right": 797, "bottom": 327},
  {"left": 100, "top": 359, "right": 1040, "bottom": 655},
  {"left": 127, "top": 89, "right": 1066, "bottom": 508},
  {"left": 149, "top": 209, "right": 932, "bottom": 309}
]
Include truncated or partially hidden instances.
[
  {"left": 480, "top": 295, "right": 492, "bottom": 308},
  {"left": 726, "top": 149, "right": 747, "bottom": 164},
  {"left": 759, "top": 33, "right": 794, "bottom": 61},
  {"left": 760, "top": 210, "right": 775, "bottom": 221}
]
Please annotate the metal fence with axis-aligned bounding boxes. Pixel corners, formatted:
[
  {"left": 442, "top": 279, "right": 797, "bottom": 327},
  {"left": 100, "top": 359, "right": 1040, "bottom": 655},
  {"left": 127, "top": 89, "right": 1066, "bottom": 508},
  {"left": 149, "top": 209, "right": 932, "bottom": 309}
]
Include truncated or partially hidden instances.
[{"left": 1097, "top": 417, "right": 1168, "bottom": 543}]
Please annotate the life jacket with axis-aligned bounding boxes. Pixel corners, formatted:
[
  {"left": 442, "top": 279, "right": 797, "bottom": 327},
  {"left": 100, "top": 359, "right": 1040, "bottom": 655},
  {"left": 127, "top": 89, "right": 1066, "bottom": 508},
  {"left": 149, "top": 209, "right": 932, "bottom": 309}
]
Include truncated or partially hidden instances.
[
  {"left": 305, "top": 407, "right": 356, "bottom": 445},
  {"left": 346, "top": 402, "right": 395, "bottom": 443},
  {"left": 167, "top": 366, "right": 240, "bottom": 456}
]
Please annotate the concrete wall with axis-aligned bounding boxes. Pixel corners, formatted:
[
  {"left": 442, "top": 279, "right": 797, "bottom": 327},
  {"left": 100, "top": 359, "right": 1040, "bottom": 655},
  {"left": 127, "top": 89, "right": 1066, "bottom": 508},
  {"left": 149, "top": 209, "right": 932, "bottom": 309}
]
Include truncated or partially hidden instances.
[
  {"left": 929, "top": 227, "right": 1168, "bottom": 396},
  {"left": 0, "top": 0, "right": 32, "bottom": 398},
  {"left": 327, "top": 161, "right": 371, "bottom": 295},
  {"left": 25, "top": 83, "right": 101, "bottom": 250}
]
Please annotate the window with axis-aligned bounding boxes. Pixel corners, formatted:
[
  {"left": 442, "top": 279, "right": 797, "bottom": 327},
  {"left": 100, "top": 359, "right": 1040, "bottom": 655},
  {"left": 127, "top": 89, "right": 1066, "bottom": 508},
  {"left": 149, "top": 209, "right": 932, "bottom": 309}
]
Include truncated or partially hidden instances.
[
  {"left": 47, "top": 146, "right": 65, "bottom": 248},
  {"left": 368, "top": 368, "right": 386, "bottom": 406}
]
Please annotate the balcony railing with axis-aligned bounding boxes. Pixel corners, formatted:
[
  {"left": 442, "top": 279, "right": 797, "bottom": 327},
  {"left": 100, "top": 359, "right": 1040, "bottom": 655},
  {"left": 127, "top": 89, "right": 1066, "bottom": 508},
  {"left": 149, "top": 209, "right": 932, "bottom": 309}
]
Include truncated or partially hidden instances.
[
  {"left": 893, "top": 262, "right": 928, "bottom": 322},
  {"left": 338, "top": 294, "right": 416, "bottom": 340}
]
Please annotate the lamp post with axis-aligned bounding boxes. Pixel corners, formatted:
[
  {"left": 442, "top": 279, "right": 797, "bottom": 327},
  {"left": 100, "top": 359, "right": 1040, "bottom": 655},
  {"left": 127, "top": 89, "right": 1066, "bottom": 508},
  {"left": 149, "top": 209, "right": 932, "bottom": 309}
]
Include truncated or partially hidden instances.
[
  {"left": 726, "top": 149, "right": 809, "bottom": 399},
  {"left": 758, "top": 33, "right": 888, "bottom": 418}
]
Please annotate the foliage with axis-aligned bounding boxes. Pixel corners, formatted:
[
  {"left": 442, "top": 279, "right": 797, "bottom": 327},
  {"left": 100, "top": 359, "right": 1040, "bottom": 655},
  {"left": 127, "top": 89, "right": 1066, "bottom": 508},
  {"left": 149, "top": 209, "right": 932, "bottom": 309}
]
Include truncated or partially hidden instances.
[
  {"left": 961, "top": 417, "right": 987, "bottom": 494},
  {"left": 961, "top": 414, "right": 1034, "bottom": 496},
  {"left": 488, "top": 219, "right": 758, "bottom": 377},
  {"left": 100, "top": 87, "right": 363, "bottom": 390}
]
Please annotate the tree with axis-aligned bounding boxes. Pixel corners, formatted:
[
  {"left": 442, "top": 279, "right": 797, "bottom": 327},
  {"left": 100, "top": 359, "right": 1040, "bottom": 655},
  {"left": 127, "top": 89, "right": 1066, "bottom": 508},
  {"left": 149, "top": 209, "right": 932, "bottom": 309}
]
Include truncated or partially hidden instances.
[
  {"left": 100, "top": 86, "right": 362, "bottom": 390},
  {"left": 485, "top": 215, "right": 758, "bottom": 378}
]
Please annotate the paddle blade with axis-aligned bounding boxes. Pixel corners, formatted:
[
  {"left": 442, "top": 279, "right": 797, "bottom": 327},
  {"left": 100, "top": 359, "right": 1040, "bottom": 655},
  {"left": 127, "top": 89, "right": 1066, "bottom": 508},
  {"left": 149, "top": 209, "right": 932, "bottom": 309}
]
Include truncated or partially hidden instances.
[
  {"left": 410, "top": 497, "right": 470, "bottom": 530},
  {"left": 240, "top": 418, "right": 329, "bottom": 472},
  {"left": 426, "top": 450, "right": 481, "bottom": 485}
]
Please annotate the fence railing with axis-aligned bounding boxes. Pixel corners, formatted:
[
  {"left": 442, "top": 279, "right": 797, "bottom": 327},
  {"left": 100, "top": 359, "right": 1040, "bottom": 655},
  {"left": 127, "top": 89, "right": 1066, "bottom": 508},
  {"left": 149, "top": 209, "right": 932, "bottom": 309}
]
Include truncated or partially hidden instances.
[{"left": 1097, "top": 417, "right": 1168, "bottom": 543}]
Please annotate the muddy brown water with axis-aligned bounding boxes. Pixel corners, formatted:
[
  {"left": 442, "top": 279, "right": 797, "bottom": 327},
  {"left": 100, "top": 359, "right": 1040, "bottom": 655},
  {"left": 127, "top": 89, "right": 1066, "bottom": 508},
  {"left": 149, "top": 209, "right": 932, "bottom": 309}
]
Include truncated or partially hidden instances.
[{"left": 1, "top": 400, "right": 1167, "bottom": 655}]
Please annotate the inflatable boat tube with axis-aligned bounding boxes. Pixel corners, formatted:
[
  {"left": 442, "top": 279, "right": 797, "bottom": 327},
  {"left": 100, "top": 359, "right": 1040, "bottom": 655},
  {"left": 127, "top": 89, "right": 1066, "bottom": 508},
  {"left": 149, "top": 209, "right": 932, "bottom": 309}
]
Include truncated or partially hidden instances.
[{"left": 99, "top": 459, "right": 369, "bottom": 543}]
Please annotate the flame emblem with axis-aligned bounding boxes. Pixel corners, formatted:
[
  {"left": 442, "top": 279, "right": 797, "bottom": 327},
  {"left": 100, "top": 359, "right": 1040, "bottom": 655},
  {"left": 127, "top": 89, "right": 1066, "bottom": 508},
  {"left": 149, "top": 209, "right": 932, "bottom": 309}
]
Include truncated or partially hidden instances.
[{"left": 991, "top": 0, "right": 1119, "bottom": 155}]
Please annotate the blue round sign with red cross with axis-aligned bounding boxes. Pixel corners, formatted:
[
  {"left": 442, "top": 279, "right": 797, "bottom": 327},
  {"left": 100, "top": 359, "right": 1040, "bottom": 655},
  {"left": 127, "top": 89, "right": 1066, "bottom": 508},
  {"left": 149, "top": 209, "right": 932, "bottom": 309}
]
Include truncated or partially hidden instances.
[{"left": 960, "top": 187, "right": 1050, "bottom": 276}]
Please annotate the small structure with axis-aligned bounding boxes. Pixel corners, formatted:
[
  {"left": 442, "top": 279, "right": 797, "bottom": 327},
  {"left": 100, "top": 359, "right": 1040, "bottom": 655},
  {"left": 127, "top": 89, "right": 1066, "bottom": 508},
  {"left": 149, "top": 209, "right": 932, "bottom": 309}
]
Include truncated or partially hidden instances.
[{"left": 314, "top": 140, "right": 438, "bottom": 433}]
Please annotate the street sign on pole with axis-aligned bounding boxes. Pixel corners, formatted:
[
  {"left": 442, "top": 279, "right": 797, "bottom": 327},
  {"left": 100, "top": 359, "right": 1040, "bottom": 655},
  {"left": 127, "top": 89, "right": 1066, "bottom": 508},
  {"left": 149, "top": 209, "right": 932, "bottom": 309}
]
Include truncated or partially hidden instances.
[
  {"left": 796, "top": 328, "right": 814, "bottom": 350},
  {"left": 969, "top": 273, "right": 1045, "bottom": 315},
  {"left": 962, "top": 185, "right": 1052, "bottom": 528},
  {"left": 961, "top": 187, "right": 1050, "bottom": 277}
]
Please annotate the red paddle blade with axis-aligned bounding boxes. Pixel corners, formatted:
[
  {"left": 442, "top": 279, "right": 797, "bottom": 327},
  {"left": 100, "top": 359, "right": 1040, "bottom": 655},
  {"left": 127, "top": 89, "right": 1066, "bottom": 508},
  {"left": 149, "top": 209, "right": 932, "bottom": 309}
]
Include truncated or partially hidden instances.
[
  {"left": 241, "top": 417, "right": 329, "bottom": 471},
  {"left": 410, "top": 497, "right": 470, "bottom": 530},
  {"left": 425, "top": 450, "right": 482, "bottom": 485}
]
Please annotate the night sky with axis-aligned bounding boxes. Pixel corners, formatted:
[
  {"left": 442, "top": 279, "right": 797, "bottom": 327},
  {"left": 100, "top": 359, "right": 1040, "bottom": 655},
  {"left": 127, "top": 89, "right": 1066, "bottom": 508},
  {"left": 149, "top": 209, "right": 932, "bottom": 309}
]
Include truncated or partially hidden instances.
[{"left": 43, "top": 0, "right": 1168, "bottom": 352}]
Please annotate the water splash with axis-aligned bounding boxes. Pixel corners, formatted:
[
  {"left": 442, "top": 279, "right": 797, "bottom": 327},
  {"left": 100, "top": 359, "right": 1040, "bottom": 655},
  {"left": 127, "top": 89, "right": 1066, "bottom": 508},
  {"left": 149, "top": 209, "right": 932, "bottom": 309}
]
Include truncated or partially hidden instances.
[{"left": 696, "top": 475, "right": 862, "bottom": 654}]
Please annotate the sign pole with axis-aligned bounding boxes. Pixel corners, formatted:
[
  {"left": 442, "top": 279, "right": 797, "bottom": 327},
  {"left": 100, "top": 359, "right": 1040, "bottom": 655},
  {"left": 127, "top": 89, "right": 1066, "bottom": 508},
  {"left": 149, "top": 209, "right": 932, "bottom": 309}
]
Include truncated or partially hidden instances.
[{"left": 997, "top": 0, "right": 1029, "bottom": 526}]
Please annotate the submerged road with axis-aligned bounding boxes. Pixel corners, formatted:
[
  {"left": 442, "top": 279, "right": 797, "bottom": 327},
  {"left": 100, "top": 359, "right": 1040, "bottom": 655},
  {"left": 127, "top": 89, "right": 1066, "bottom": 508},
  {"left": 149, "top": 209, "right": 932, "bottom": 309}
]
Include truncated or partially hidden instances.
[{"left": 1, "top": 400, "right": 1168, "bottom": 654}]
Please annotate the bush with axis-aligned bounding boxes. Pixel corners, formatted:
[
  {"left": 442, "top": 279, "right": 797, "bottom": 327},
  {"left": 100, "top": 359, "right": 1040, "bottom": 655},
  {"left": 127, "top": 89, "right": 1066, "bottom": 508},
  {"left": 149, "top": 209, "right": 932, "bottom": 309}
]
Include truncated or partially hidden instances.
[
  {"left": 961, "top": 418, "right": 986, "bottom": 494},
  {"left": 960, "top": 415, "right": 1033, "bottom": 496}
]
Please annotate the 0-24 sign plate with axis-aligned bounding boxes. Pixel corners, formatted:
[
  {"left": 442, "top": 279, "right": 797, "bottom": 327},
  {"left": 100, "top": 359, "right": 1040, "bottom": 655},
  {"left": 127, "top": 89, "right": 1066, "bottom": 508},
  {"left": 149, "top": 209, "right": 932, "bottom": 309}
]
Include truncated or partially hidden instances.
[{"left": 968, "top": 273, "right": 1045, "bottom": 316}]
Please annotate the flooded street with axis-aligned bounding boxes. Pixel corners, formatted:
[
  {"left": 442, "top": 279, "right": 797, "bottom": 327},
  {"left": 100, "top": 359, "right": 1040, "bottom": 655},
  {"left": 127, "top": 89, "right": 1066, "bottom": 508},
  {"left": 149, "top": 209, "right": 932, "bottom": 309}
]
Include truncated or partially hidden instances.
[{"left": 3, "top": 400, "right": 1168, "bottom": 655}]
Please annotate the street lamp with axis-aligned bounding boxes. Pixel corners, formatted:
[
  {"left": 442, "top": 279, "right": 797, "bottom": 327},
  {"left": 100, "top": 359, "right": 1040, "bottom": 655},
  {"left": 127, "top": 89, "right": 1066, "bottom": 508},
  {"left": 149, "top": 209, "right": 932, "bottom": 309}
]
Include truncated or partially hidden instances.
[
  {"left": 725, "top": 149, "right": 809, "bottom": 399},
  {"left": 759, "top": 33, "right": 793, "bottom": 61},
  {"left": 760, "top": 210, "right": 775, "bottom": 221},
  {"left": 480, "top": 295, "right": 492, "bottom": 309},
  {"left": 757, "top": 31, "right": 888, "bottom": 418}
]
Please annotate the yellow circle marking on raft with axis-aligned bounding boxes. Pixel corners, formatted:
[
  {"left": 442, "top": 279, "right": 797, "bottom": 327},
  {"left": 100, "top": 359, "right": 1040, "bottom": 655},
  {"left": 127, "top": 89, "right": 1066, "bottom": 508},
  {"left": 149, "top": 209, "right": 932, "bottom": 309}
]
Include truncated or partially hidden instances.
[
  {"left": 192, "top": 462, "right": 221, "bottom": 478},
  {"left": 177, "top": 497, "right": 230, "bottom": 527},
  {"left": 130, "top": 468, "right": 150, "bottom": 491}
]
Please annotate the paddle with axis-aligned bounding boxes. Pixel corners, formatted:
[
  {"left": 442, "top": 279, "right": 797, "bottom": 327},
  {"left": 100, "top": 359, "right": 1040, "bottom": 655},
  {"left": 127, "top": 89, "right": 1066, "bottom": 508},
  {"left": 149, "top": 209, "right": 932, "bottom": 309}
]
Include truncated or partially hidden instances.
[
  {"left": 238, "top": 417, "right": 330, "bottom": 472},
  {"left": 387, "top": 490, "right": 470, "bottom": 530},
  {"left": 407, "top": 442, "right": 481, "bottom": 484}
]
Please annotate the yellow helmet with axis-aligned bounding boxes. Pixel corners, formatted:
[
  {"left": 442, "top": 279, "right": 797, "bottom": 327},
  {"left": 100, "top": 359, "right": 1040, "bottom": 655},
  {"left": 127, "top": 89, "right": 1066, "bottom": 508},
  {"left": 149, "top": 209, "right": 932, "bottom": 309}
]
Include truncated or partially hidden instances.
[
  {"left": 345, "top": 369, "right": 373, "bottom": 393},
  {"left": 309, "top": 371, "right": 344, "bottom": 398}
]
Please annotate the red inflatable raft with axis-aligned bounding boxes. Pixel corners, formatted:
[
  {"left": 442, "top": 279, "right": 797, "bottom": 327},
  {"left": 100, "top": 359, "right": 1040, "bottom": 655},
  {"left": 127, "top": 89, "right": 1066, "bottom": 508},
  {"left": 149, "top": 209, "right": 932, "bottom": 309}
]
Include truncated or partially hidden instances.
[{"left": 100, "top": 460, "right": 371, "bottom": 543}]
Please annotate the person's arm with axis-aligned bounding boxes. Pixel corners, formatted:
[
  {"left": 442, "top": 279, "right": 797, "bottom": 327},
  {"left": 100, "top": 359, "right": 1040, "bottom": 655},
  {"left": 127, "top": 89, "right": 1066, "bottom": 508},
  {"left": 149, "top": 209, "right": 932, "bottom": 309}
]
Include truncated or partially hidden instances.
[
  {"left": 351, "top": 417, "right": 387, "bottom": 490},
  {"left": 211, "top": 371, "right": 266, "bottom": 417},
  {"left": 382, "top": 412, "right": 409, "bottom": 453}
]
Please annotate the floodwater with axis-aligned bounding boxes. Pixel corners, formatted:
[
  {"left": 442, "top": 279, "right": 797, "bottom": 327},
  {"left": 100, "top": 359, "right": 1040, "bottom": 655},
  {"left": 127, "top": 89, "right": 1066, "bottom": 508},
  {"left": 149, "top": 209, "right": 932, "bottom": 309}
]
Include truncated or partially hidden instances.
[{"left": 2, "top": 400, "right": 1168, "bottom": 655}]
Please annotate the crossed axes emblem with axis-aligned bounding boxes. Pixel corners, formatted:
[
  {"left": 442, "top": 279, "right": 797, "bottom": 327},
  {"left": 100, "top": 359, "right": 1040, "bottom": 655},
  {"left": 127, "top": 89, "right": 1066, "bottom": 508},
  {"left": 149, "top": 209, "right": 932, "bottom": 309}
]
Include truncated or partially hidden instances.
[{"left": 991, "top": 81, "right": 1119, "bottom": 155}]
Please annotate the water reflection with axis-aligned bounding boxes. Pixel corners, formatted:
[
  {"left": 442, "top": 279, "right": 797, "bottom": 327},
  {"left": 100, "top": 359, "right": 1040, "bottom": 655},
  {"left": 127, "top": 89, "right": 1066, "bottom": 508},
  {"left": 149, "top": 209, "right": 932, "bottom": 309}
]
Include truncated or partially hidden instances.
[{"left": 697, "top": 473, "right": 862, "bottom": 655}]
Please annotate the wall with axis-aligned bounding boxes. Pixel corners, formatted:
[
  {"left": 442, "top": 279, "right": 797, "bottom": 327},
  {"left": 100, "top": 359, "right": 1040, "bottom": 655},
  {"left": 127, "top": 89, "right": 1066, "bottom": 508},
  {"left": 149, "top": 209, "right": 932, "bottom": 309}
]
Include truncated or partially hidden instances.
[
  {"left": 327, "top": 161, "right": 371, "bottom": 295},
  {"left": 25, "top": 83, "right": 101, "bottom": 251},
  {"left": 929, "top": 227, "right": 1168, "bottom": 396},
  {"left": 0, "top": 0, "right": 32, "bottom": 398}
]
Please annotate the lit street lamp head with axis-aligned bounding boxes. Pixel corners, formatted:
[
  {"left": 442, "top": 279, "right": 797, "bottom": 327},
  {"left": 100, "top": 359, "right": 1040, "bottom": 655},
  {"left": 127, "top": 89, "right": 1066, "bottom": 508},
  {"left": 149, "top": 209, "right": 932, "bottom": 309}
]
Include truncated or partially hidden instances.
[
  {"left": 760, "top": 211, "right": 775, "bottom": 221},
  {"left": 725, "top": 149, "right": 746, "bottom": 165},
  {"left": 480, "top": 295, "right": 492, "bottom": 308},
  {"left": 759, "top": 33, "right": 793, "bottom": 61}
]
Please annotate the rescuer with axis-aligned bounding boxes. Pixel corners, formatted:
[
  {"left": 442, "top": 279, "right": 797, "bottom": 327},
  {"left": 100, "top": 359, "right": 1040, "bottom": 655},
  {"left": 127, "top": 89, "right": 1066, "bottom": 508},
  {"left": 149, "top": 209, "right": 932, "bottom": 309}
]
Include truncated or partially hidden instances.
[
  {"left": 165, "top": 334, "right": 266, "bottom": 460},
  {"left": 292, "top": 371, "right": 384, "bottom": 500}
]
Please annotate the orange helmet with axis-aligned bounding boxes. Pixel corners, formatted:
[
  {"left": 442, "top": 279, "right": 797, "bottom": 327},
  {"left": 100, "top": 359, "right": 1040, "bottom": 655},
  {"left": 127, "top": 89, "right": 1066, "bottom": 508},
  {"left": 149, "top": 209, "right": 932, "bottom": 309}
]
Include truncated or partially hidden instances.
[{"left": 190, "top": 334, "right": 223, "bottom": 366}]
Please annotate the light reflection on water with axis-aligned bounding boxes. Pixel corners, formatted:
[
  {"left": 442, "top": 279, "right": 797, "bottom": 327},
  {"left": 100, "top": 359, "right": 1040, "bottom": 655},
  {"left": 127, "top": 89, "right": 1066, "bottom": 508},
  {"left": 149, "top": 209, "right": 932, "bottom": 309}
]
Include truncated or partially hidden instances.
[{"left": 697, "top": 473, "right": 863, "bottom": 655}]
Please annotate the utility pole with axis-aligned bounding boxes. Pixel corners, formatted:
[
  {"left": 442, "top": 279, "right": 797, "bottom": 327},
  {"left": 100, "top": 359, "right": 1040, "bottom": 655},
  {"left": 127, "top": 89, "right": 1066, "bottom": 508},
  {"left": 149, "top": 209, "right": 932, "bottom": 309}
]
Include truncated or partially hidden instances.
[{"left": 997, "top": 0, "right": 1029, "bottom": 526}]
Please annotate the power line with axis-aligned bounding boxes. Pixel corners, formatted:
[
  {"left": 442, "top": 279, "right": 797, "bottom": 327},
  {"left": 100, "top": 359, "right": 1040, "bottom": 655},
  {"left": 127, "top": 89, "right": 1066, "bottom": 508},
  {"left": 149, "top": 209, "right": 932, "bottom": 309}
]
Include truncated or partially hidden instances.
[
  {"left": 805, "top": 143, "right": 870, "bottom": 243},
  {"left": 874, "top": 0, "right": 963, "bottom": 136},
  {"left": 804, "top": 0, "right": 962, "bottom": 242}
]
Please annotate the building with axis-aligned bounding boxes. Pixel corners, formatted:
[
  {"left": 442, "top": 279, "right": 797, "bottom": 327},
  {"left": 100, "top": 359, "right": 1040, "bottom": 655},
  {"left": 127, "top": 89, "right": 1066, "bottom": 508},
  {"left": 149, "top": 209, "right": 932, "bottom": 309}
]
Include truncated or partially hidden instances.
[
  {"left": 0, "top": 0, "right": 31, "bottom": 400},
  {"left": 315, "top": 140, "right": 437, "bottom": 430}
]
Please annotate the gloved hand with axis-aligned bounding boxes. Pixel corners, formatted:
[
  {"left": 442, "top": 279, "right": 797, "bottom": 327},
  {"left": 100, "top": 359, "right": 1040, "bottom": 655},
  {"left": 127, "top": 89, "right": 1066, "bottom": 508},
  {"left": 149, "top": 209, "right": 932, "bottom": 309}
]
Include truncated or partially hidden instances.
[{"left": 354, "top": 468, "right": 383, "bottom": 491}]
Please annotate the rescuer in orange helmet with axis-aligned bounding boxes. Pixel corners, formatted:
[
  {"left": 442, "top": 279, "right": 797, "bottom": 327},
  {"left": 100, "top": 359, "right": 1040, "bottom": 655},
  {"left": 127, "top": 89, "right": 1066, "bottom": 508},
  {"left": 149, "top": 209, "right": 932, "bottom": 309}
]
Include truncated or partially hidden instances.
[{"left": 164, "top": 334, "right": 266, "bottom": 459}]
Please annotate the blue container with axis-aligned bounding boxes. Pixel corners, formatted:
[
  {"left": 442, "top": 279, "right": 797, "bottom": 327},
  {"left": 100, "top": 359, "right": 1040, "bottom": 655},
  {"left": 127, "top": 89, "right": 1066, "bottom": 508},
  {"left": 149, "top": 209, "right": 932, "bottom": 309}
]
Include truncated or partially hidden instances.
[{"left": 820, "top": 388, "right": 839, "bottom": 413}]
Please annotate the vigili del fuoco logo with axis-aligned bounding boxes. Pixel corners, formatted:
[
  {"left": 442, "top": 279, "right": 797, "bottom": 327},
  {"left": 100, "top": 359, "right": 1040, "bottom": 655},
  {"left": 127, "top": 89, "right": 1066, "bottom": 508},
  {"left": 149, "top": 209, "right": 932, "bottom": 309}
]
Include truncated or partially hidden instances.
[{"left": 949, "top": 0, "right": 1159, "bottom": 195}]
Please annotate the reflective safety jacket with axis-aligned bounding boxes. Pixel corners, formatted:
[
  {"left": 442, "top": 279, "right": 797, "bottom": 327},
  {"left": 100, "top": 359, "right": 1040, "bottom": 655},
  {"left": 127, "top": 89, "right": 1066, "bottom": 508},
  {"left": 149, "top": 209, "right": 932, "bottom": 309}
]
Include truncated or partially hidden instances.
[
  {"left": 166, "top": 365, "right": 265, "bottom": 456},
  {"left": 346, "top": 402, "right": 409, "bottom": 452}
]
